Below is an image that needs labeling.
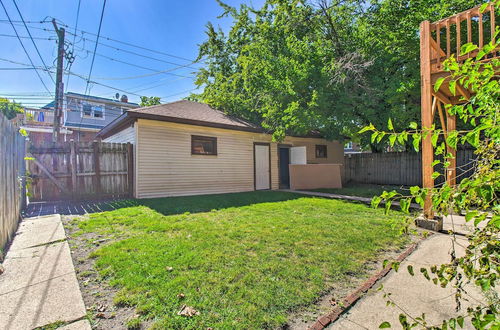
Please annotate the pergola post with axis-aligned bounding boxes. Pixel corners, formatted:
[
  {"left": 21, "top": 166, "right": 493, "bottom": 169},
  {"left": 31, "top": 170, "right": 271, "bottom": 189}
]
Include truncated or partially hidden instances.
[{"left": 420, "top": 20, "right": 434, "bottom": 218}]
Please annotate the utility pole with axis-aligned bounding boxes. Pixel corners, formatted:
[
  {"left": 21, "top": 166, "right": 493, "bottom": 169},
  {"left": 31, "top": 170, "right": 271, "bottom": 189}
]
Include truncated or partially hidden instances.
[{"left": 52, "top": 19, "right": 65, "bottom": 143}]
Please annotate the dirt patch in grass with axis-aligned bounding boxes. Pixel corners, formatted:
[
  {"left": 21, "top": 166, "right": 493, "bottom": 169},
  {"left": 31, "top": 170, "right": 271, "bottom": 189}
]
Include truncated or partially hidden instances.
[{"left": 63, "top": 215, "right": 150, "bottom": 330}]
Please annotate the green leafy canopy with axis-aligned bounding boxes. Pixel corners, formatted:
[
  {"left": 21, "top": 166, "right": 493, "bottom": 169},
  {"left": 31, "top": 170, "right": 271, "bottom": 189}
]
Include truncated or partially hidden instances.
[{"left": 193, "top": 0, "right": 482, "bottom": 147}]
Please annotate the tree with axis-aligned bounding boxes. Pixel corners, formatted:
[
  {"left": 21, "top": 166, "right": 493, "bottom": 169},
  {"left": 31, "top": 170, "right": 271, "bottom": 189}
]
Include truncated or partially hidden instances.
[
  {"left": 139, "top": 96, "right": 161, "bottom": 107},
  {"left": 0, "top": 98, "right": 23, "bottom": 120},
  {"left": 195, "top": 0, "right": 370, "bottom": 141},
  {"left": 364, "top": 36, "right": 499, "bottom": 328},
  {"left": 194, "top": 0, "right": 482, "bottom": 148}
]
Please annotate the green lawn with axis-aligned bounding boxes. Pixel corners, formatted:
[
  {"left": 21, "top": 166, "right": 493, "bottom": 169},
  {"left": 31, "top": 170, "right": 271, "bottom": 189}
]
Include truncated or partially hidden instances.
[
  {"left": 74, "top": 191, "right": 408, "bottom": 329},
  {"left": 310, "top": 183, "right": 408, "bottom": 199}
]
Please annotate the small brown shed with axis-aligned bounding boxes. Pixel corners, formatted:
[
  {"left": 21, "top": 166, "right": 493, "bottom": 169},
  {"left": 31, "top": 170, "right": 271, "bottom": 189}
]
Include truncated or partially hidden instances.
[{"left": 98, "top": 100, "right": 343, "bottom": 198}]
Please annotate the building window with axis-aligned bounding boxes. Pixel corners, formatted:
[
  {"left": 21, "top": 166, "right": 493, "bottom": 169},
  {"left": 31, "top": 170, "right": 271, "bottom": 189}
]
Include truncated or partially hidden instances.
[
  {"left": 93, "top": 106, "right": 104, "bottom": 118},
  {"left": 344, "top": 141, "right": 353, "bottom": 150},
  {"left": 82, "top": 103, "right": 92, "bottom": 117},
  {"left": 315, "top": 145, "right": 327, "bottom": 158},
  {"left": 191, "top": 135, "right": 217, "bottom": 155},
  {"left": 81, "top": 102, "right": 105, "bottom": 119}
]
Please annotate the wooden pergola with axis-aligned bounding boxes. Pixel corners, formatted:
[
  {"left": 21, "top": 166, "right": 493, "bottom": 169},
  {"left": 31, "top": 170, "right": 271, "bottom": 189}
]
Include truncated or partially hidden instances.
[{"left": 419, "top": 2, "right": 498, "bottom": 218}]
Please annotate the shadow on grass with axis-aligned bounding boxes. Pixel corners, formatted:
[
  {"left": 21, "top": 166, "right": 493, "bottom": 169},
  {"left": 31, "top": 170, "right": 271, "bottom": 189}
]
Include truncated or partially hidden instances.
[{"left": 24, "top": 191, "right": 304, "bottom": 218}]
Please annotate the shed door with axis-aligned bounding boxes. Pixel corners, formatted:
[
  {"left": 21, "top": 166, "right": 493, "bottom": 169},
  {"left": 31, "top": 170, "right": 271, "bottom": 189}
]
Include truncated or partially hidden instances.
[{"left": 254, "top": 144, "right": 270, "bottom": 190}]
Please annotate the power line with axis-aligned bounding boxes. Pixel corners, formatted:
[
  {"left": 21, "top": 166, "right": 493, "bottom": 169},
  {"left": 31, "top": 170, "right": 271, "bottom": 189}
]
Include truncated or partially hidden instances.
[
  {"left": 52, "top": 17, "right": 196, "bottom": 63},
  {"left": 0, "top": 56, "right": 200, "bottom": 103},
  {"left": 0, "top": 91, "right": 52, "bottom": 95},
  {"left": 0, "top": 33, "right": 54, "bottom": 40},
  {"left": 3, "top": 23, "right": 200, "bottom": 79},
  {"left": 0, "top": 56, "right": 135, "bottom": 98},
  {"left": 78, "top": 0, "right": 107, "bottom": 142},
  {"left": 1, "top": 20, "right": 204, "bottom": 76},
  {"left": 0, "top": 67, "right": 39, "bottom": 70},
  {"left": 84, "top": 0, "right": 107, "bottom": 96},
  {"left": 0, "top": 18, "right": 46, "bottom": 23},
  {"left": 1, "top": 18, "right": 204, "bottom": 65},
  {"left": 65, "top": 0, "right": 81, "bottom": 92},
  {"left": 11, "top": 0, "right": 55, "bottom": 84},
  {"left": 130, "top": 76, "right": 191, "bottom": 93},
  {"left": 0, "top": 96, "right": 53, "bottom": 99},
  {"left": 0, "top": 56, "right": 45, "bottom": 67},
  {"left": 94, "top": 52, "right": 195, "bottom": 79},
  {"left": 0, "top": 0, "right": 53, "bottom": 95},
  {"left": 65, "top": 30, "right": 201, "bottom": 70},
  {"left": 0, "top": 56, "right": 144, "bottom": 98},
  {"left": 73, "top": 44, "right": 195, "bottom": 80}
]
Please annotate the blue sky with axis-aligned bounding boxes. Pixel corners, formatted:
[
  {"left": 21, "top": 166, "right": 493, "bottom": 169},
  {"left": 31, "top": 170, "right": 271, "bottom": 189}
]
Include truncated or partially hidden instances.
[{"left": 0, "top": 0, "right": 264, "bottom": 107}]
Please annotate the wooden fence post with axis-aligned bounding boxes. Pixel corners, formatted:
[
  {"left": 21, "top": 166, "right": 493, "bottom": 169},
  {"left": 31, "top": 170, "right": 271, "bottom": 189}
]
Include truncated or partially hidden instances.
[
  {"left": 70, "top": 140, "right": 77, "bottom": 198},
  {"left": 93, "top": 141, "right": 101, "bottom": 196},
  {"left": 127, "top": 142, "right": 134, "bottom": 198}
]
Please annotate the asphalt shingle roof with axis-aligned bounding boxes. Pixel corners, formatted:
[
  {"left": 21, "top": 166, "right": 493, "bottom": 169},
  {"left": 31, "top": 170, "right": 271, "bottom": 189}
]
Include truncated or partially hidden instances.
[{"left": 129, "top": 100, "right": 260, "bottom": 130}]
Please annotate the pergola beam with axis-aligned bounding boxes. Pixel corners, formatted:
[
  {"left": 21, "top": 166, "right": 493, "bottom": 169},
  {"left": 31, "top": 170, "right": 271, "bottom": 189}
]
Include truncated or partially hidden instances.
[
  {"left": 456, "top": 83, "right": 471, "bottom": 100},
  {"left": 432, "top": 90, "right": 453, "bottom": 105}
]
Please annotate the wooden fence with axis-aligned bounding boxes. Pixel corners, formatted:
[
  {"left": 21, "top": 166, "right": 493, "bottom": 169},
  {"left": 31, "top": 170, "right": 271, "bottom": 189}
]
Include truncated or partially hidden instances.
[
  {"left": 0, "top": 113, "right": 27, "bottom": 254},
  {"left": 343, "top": 150, "right": 476, "bottom": 186},
  {"left": 28, "top": 141, "right": 133, "bottom": 201}
]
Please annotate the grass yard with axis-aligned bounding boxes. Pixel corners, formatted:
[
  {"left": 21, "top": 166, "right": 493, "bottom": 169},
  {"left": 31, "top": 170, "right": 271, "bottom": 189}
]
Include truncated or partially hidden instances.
[
  {"left": 71, "top": 191, "right": 409, "bottom": 329},
  {"left": 310, "top": 183, "right": 408, "bottom": 199}
]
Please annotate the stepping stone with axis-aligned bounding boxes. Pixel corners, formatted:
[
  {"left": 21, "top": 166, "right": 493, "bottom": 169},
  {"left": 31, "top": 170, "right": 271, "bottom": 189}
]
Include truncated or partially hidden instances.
[{"left": 59, "top": 319, "right": 92, "bottom": 330}]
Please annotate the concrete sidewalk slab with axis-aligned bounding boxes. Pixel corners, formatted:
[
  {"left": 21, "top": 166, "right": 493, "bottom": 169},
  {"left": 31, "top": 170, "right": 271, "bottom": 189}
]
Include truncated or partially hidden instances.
[
  {"left": 8, "top": 214, "right": 66, "bottom": 250},
  {"left": 0, "top": 242, "right": 75, "bottom": 295},
  {"left": 442, "top": 214, "right": 487, "bottom": 235},
  {"left": 0, "top": 214, "right": 87, "bottom": 330},
  {"left": 329, "top": 234, "right": 486, "bottom": 329},
  {"left": 0, "top": 272, "right": 86, "bottom": 330}
]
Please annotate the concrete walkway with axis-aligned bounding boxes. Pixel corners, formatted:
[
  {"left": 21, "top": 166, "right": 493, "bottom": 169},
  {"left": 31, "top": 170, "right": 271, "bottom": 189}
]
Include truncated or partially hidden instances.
[
  {"left": 328, "top": 215, "right": 487, "bottom": 329},
  {"left": 0, "top": 215, "right": 90, "bottom": 330}
]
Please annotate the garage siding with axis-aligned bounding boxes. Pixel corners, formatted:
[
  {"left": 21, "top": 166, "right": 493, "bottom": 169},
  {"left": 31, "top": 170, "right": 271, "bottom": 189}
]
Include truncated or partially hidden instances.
[
  {"left": 102, "top": 125, "right": 135, "bottom": 144},
  {"left": 134, "top": 119, "right": 343, "bottom": 198}
]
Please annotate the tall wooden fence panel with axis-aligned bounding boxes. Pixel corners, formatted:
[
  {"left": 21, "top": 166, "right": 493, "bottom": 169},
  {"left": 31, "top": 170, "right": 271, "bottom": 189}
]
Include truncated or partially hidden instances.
[
  {"left": 343, "top": 150, "right": 475, "bottom": 186},
  {"left": 28, "top": 141, "right": 133, "bottom": 201},
  {"left": 0, "top": 114, "right": 26, "bottom": 254}
]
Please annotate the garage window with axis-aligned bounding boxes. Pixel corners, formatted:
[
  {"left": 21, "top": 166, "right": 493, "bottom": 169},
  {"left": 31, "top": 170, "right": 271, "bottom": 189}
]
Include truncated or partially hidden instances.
[
  {"left": 315, "top": 145, "right": 327, "bottom": 158},
  {"left": 191, "top": 135, "right": 217, "bottom": 155}
]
